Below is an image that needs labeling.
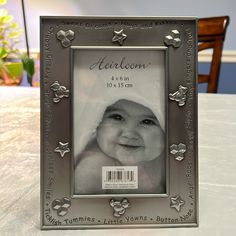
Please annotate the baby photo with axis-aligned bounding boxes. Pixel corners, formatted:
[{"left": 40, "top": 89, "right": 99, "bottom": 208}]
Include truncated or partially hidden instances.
[
  {"left": 74, "top": 99, "right": 166, "bottom": 194},
  {"left": 73, "top": 49, "right": 166, "bottom": 195}
]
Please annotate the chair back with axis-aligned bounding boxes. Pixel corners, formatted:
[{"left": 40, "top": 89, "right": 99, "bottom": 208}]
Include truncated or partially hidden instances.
[{"left": 198, "top": 16, "right": 230, "bottom": 93}]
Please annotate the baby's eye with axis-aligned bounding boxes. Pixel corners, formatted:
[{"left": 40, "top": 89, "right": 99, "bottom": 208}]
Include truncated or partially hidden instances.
[
  {"left": 108, "top": 114, "right": 124, "bottom": 121},
  {"left": 141, "top": 119, "right": 157, "bottom": 126}
]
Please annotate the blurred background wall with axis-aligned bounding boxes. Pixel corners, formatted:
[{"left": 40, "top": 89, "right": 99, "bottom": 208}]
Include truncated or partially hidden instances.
[{"left": 5, "top": 0, "right": 236, "bottom": 93}]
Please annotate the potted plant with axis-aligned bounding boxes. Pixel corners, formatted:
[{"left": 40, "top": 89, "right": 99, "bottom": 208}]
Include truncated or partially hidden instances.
[{"left": 0, "top": 0, "right": 34, "bottom": 86}]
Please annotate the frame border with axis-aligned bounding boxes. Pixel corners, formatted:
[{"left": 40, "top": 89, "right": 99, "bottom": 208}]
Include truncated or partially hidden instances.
[{"left": 40, "top": 16, "right": 198, "bottom": 229}]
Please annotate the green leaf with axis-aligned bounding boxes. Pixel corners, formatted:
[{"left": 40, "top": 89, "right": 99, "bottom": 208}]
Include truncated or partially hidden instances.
[
  {"left": 2, "top": 15, "right": 13, "bottom": 24},
  {"left": 9, "top": 22, "right": 17, "bottom": 28},
  {"left": 0, "top": 58, "right": 8, "bottom": 72},
  {"left": 8, "top": 30, "right": 23, "bottom": 38},
  {"left": 4, "top": 61, "right": 23, "bottom": 78},
  {"left": 1, "top": 40, "right": 8, "bottom": 45},
  {"left": 21, "top": 56, "right": 35, "bottom": 85},
  {"left": 0, "top": 48, "right": 8, "bottom": 58}
]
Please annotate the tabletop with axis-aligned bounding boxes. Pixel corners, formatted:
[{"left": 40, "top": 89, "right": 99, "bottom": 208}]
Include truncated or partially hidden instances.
[{"left": 0, "top": 86, "right": 236, "bottom": 236}]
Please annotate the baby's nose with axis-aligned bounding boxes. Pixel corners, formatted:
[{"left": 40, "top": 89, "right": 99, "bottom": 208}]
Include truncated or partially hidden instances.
[{"left": 121, "top": 124, "right": 139, "bottom": 140}]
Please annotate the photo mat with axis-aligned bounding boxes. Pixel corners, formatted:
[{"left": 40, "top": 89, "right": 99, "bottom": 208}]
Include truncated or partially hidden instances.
[{"left": 72, "top": 47, "right": 167, "bottom": 196}]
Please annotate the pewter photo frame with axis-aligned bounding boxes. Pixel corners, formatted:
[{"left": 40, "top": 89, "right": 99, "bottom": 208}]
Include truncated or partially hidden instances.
[{"left": 40, "top": 16, "right": 198, "bottom": 229}]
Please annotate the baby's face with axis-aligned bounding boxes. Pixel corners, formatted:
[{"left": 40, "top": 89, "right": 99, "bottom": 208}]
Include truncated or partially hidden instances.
[{"left": 96, "top": 100, "right": 165, "bottom": 165}]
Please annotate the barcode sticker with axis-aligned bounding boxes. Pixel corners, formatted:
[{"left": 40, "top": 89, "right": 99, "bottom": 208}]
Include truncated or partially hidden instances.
[{"left": 102, "top": 166, "right": 138, "bottom": 189}]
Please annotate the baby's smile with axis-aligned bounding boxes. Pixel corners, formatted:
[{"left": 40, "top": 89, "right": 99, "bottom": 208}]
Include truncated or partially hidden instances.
[
  {"left": 118, "top": 138, "right": 143, "bottom": 146},
  {"left": 117, "top": 143, "right": 144, "bottom": 153},
  {"left": 118, "top": 138, "right": 144, "bottom": 149}
]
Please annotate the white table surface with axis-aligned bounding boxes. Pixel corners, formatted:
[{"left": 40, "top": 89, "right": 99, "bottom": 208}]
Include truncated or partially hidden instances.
[{"left": 0, "top": 87, "right": 236, "bottom": 236}]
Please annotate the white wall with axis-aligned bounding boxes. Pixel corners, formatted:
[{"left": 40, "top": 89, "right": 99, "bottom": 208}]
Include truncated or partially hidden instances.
[{"left": 4, "top": 0, "right": 236, "bottom": 50}]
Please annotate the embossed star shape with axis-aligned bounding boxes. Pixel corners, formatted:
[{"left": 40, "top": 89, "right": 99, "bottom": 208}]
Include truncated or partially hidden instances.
[
  {"left": 112, "top": 29, "right": 127, "bottom": 45},
  {"left": 170, "top": 195, "right": 185, "bottom": 212},
  {"left": 54, "top": 142, "right": 70, "bottom": 158}
]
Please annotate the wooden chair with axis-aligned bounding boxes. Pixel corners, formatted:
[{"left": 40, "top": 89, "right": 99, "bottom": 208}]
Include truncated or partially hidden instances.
[{"left": 198, "top": 16, "right": 230, "bottom": 93}]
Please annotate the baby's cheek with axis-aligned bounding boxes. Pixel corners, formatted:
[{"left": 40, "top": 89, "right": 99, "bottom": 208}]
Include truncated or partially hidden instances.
[
  {"left": 146, "top": 129, "right": 164, "bottom": 146},
  {"left": 143, "top": 127, "right": 158, "bottom": 138},
  {"left": 108, "top": 126, "right": 123, "bottom": 139},
  {"left": 153, "top": 127, "right": 164, "bottom": 138}
]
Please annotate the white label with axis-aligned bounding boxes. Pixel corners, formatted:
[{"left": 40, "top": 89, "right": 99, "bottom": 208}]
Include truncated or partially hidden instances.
[{"left": 102, "top": 166, "right": 138, "bottom": 189}]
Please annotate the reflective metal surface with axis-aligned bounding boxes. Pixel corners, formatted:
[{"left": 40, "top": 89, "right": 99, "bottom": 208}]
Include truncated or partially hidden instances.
[{"left": 1, "top": 87, "right": 236, "bottom": 234}]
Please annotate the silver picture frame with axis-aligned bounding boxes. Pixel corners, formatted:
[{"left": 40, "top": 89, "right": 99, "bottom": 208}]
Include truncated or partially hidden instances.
[{"left": 40, "top": 16, "right": 198, "bottom": 229}]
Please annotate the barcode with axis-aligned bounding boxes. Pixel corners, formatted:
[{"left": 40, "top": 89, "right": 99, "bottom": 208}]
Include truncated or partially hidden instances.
[
  {"left": 102, "top": 166, "right": 138, "bottom": 189},
  {"left": 105, "top": 170, "right": 135, "bottom": 182}
]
